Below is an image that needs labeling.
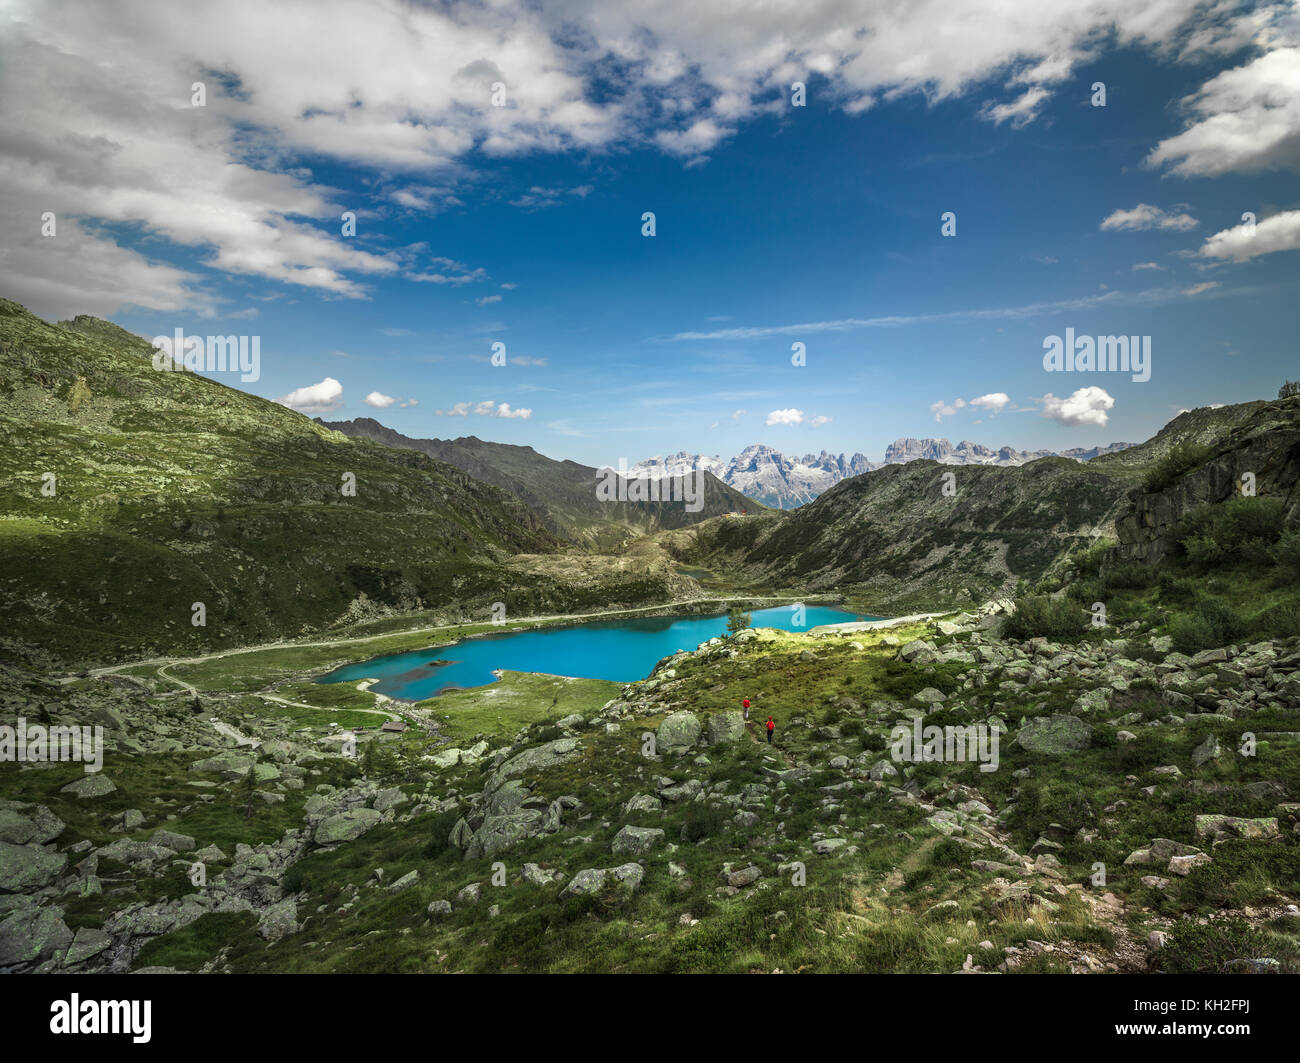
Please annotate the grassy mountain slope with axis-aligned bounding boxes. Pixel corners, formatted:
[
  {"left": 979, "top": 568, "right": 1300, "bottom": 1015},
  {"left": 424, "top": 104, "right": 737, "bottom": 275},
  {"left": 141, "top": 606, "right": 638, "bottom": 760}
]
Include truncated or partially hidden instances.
[
  {"left": 1088, "top": 400, "right": 1269, "bottom": 485},
  {"left": 659, "top": 457, "right": 1128, "bottom": 613},
  {"left": 318, "top": 418, "right": 766, "bottom": 548},
  {"left": 0, "top": 299, "right": 577, "bottom": 666}
]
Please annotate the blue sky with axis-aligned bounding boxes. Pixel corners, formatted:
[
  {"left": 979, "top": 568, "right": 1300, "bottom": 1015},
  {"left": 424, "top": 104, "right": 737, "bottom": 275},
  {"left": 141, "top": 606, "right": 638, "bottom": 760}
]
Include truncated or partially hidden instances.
[{"left": 4, "top": 0, "right": 1298, "bottom": 466}]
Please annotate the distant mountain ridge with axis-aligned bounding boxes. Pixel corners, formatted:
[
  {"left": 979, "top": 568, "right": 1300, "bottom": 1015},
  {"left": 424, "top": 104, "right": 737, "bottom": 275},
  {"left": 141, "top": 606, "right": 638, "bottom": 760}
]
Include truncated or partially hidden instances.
[
  {"left": 629, "top": 438, "right": 1134, "bottom": 508},
  {"left": 317, "top": 417, "right": 765, "bottom": 547}
]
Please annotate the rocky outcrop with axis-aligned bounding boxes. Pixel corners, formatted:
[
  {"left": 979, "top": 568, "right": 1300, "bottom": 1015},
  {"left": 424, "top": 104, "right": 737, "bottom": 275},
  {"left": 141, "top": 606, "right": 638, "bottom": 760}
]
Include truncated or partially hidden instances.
[{"left": 1113, "top": 397, "right": 1300, "bottom": 565}]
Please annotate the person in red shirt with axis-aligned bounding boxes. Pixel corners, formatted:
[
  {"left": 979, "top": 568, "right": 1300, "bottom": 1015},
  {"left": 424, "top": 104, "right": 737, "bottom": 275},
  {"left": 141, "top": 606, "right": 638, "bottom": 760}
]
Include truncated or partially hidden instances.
[
  {"left": 766, "top": 716, "right": 775, "bottom": 744},
  {"left": 742, "top": 697, "right": 750, "bottom": 721}
]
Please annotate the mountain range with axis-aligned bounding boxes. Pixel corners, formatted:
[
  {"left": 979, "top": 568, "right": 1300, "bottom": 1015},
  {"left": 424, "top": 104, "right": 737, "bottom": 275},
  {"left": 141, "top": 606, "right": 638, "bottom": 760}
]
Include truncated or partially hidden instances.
[
  {"left": 628, "top": 439, "right": 1135, "bottom": 508},
  {"left": 316, "top": 418, "right": 764, "bottom": 548}
]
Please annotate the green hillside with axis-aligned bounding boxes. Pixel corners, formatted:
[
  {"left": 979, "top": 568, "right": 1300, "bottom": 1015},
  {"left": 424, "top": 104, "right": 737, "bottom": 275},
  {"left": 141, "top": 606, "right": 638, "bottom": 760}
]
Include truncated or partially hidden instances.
[
  {"left": 318, "top": 418, "right": 766, "bottom": 548},
  {"left": 0, "top": 300, "right": 581, "bottom": 666}
]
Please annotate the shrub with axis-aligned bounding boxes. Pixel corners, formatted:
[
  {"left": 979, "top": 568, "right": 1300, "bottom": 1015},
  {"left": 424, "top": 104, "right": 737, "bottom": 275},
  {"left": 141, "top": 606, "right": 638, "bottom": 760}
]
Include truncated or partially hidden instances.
[
  {"left": 1173, "top": 497, "right": 1287, "bottom": 569},
  {"left": 1183, "top": 534, "right": 1226, "bottom": 569},
  {"left": 1253, "top": 601, "right": 1300, "bottom": 642},
  {"left": 1003, "top": 595, "right": 1086, "bottom": 640},
  {"left": 1168, "top": 599, "right": 1245, "bottom": 655},
  {"left": 1101, "top": 562, "right": 1156, "bottom": 591},
  {"left": 422, "top": 809, "right": 463, "bottom": 858},
  {"left": 1142, "top": 441, "right": 1216, "bottom": 493},
  {"left": 1158, "top": 919, "right": 1279, "bottom": 974},
  {"left": 1269, "top": 529, "right": 1300, "bottom": 577},
  {"left": 680, "top": 803, "right": 727, "bottom": 843}
]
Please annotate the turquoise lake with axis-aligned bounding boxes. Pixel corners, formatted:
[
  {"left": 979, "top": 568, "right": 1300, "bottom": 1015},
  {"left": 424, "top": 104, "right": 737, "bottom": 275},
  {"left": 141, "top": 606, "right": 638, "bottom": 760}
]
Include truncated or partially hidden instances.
[{"left": 318, "top": 605, "right": 875, "bottom": 700}]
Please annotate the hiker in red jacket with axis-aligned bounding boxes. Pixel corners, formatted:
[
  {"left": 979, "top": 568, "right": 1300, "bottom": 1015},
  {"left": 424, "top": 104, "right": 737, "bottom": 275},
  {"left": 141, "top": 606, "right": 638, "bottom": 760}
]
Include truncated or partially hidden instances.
[
  {"left": 742, "top": 697, "right": 750, "bottom": 721},
  {"left": 765, "top": 716, "right": 775, "bottom": 744}
]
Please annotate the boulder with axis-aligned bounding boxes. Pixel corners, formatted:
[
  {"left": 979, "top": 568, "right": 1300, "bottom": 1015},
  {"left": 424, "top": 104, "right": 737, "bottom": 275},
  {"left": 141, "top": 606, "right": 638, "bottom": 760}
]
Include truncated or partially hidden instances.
[
  {"left": 1016, "top": 715, "right": 1093, "bottom": 754},
  {"left": 314, "top": 808, "right": 383, "bottom": 844},
  {"left": 706, "top": 712, "right": 746, "bottom": 746},
  {"left": 257, "top": 897, "right": 298, "bottom": 941},
  {"left": 0, "top": 802, "right": 64, "bottom": 846},
  {"left": 611, "top": 825, "right": 664, "bottom": 856},
  {"left": 59, "top": 775, "right": 116, "bottom": 799},
  {"left": 0, "top": 842, "right": 67, "bottom": 893},
  {"left": 0, "top": 906, "right": 73, "bottom": 966},
  {"left": 657, "top": 712, "right": 702, "bottom": 754}
]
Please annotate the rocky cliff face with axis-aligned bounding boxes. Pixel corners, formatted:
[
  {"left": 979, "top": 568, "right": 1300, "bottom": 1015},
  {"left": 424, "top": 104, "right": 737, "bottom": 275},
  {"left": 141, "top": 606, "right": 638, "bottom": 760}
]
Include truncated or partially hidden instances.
[{"left": 1113, "top": 398, "right": 1300, "bottom": 565}]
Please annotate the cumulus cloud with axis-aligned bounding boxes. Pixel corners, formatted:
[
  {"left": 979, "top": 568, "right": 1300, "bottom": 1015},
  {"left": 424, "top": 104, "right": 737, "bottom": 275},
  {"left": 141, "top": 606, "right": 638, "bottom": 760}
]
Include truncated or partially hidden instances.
[
  {"left": 1, "top": 0, "right": 1257, "bottom": 315},
  {"left": 1040, "top": 386, "right": 1115, "bottom": 427},
  {"left": 766, "top": 408, "right": 804, "bottom": 426},
  {"left": 1100, "top": 204, "right": 1199, "bottom": 231},
  {"left": 363, "top": 391, "right": 395, "bottom": 408},
  {"left": 1199, "top": 209, "right": 1300, "bottom": 261},
  {"left": 278, "top": 377, "right": 343, "bottom": 414},
  {"left": 930, "top": 398, "right": 966, "bottom": 422},
  {"left": 1148, "top": 43, "right": 1300, "bottom": 177},
  {"left": 969, "top": 392, "right": 1010, "bottom": 414},
  {"left": 435, "top": 399, "right": 531, "bottom": 419},
  {"left": 809, "top": 415, "right": 832, "bottom": 427}
]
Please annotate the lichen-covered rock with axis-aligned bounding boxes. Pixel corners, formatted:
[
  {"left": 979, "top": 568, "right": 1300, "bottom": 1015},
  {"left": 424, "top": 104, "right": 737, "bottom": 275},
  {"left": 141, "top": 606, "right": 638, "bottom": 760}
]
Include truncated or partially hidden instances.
[
  {"left": 0, "top": 801, "right": 65, "bottom": 846},
  {"left": 59, "top": 774, "right": 116, "bottom": 798},
  {"left": 1016, "top": 715, "right": 1093, "bottom": 754},
  {"left": 0, "top": 842, "right": 67, "bottom": 893},
  {"left": 314, "top": 808, "right": 382, "bottom": 844},
  {"left": 611, "top": 825, "right": 664, "bottom": 856},
  {"left": 0, "top": 906, "right": 73, "bottom": 966},
  {"left": 656, "top": 712, "right": 702, "bottom": 754},
  {"left": 706, "top": 711, "right": 745, "bottom": 746},
  {"left": 257, "top": 897, "right": 298, "bottom": 941}
]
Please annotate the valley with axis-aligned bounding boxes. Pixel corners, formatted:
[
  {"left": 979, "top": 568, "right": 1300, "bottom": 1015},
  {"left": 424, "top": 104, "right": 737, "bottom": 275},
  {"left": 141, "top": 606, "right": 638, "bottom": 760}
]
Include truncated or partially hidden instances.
[{"left": 2, "top": 299, "right": 1298, "bottom": 978}]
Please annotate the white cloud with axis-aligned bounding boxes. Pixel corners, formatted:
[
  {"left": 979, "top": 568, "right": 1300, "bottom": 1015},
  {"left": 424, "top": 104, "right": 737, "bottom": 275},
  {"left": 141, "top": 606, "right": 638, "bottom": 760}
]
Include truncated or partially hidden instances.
[
  {"left": 1148, "top": 43, "right": 1300, "bottom": 177},
  {"left": 1100, "top": 203, "right": 1198, "bottom": 231},
  {"left": 731, "top": 409, "right": 747, "bottom": 419},
  {"left": 1182, "top": 280, "right": 1220, "bottom": 295},
  {"left": 407, "top": 258, "right": 487, "bottom": 285},
  {"left": 1040, "top": 386, "right": 1115, "bottom": 427},
  {"left": 0, "top": 0, "right": 1266, "bottom": 313},
  {"left": 1132, "top": 261, "right": 1164, "bottom": 271},
  {"left": 1199, "top": 209, "right": 1300, "bottom": 261},
  {"left": 363, "top": 391, "right": 396, "bottom": 408},
  {"left": 435, "top": 399, "right": 531, "bottom": 419},
  {"left": 399, "top": 398, "right": 419, "bottom": 408},
  {"left": 809, "top": 415, "right": 832, "bottom": 427},
  {"left": 969, "top": 392, "right": 1010, "bottom": 413},
  {"left": 278, "top": 377, "right": 343, "bottom": 414},
  {"left": 476, "top": 294, "right": 503, "bottom": 306},
  {"left": 930, "top": 397, "right": 966, "bottom": 422},
  {"left": 766, "top": 408, "right": 804, "bottom": 426}
]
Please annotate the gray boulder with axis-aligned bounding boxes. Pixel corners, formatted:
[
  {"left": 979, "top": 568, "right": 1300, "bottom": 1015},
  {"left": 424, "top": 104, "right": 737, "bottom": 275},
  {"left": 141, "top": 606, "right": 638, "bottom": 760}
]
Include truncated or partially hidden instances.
[
  {"left": 0, "top": 842, "right": 67, "bottom": 893},
  {"left": 611, "top": 825, "right": 664, "bottom": 856},
  {"left": 314, "top": 808, "right": 383, "bottom": 844},
  {"left": 1016, "top": 715, "right": 1093, "bottom": 754},
  {"left": 657, "top": 712, "right": 702, "bottom": 754}
]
